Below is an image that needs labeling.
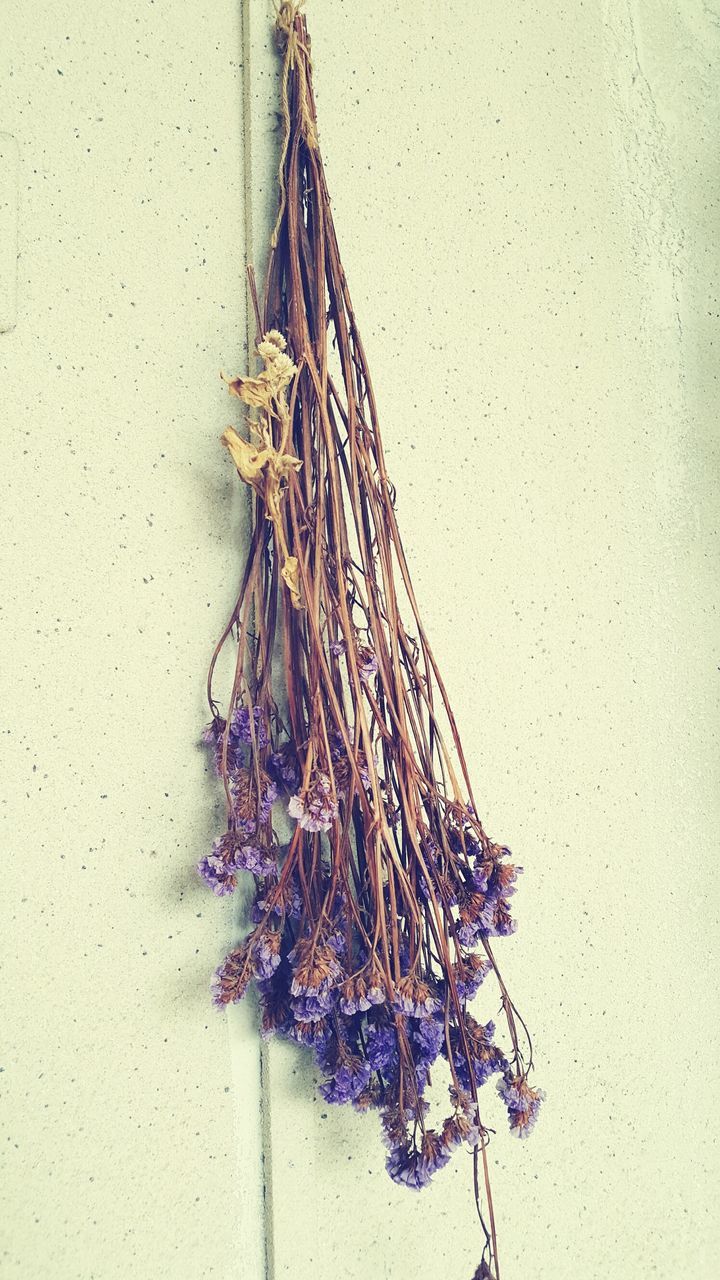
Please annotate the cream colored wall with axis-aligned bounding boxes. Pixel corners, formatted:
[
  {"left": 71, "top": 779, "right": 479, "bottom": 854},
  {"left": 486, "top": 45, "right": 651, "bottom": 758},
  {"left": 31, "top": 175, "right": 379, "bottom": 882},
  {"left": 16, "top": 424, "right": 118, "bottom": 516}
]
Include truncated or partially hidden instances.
[
  {"left": 2, "top": 3, "right": 718, "bottom": 1280},
  {"left": 0, "top": 3, "right": 265, "bottom": 1278}
]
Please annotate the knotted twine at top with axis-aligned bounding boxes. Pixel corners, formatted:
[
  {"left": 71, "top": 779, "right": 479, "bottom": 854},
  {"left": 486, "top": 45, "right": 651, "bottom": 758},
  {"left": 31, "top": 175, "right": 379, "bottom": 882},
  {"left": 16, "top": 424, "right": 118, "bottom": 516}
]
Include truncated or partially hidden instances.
[{"left": 271, "top": 1, "right": 318, "bottom": 248}]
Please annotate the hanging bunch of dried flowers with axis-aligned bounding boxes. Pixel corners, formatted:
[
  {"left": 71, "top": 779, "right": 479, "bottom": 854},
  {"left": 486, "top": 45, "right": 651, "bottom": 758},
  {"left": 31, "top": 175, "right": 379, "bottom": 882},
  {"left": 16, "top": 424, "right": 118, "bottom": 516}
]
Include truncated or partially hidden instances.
[{"left": 201, "top": 4, "right": 542, "bottom": 1276}]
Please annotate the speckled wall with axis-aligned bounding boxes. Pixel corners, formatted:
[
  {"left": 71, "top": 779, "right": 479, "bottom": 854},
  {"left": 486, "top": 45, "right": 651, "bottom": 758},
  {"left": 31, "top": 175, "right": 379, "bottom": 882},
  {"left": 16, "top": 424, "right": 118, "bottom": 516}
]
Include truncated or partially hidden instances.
[{"left": 2, "top": 3, "right": 718, "bottom": 1279}]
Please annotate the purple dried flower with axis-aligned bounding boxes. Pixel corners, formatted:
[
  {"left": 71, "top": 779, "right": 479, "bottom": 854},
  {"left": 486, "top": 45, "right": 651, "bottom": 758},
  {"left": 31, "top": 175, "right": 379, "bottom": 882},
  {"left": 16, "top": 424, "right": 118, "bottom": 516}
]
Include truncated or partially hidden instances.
[
  {"left": 254, "top": 931, "right": 283, "bottom": 980},
  {"left": 442, "top": 1089, "right": 481, "bottom": 1152},
  {"left": 457, "top": 920, "right": 482, "bottom": 948},
  {"left": 453, "top": 951, "right": 492, "bottom": 1001},
  {"left": 491, "top": 861, "right": 522, "bottom": 898},
  {"left": 211, "top": 928, "right": 282, "bottom": 1008},
  {"left": 356, "top": 644, "right": 378, "bottom": 685},
  {"left": 393, "top": 974, "right": 442, "bottom": 1019},
  {"left": 291, "top": 988, "right": 337, "bottom": 1022},
  {"left": 211, "top": 945, "right": 252, "bottom": 1008},
  {"left": 455, "top": 846, "right": 522, "bottom": 942},
  {"left": 253, "top": 869, "right": 303, "bottom": 923},
  {"left": 366, "top": 1023, "right": 398, "bottom": 1074},
  {"left": 491, "top": 904, "right": 518, "bottom": 936},
  {"left": 385, "top": 1142, "right": 433, "bottom": 1190},
  {"left": 288, "top": 1017, "right": 332, "bottom": 1049},
  {"left": 267, "top": 742, "right": 301, "bottom": 792},
  {"left": 419, "top": 1131, "right": 452, "bottom": 1179},
  {"left": 469, "top": 860, "right": 493, "bottom": 894},
  {"left": 289, "top": 939, "right": 344, "bottom": 991},
  {"left": 472, "top": 859, "right": 522, "bottom": 936},
  {"left": 329, "top": 638, "right": 346, "bottom": 657},
  {"left": 497, "top": 1071, "right": 545, "bottom": 1138},
  {"left": 319, "top": 1054, "right": 372, "bottom": 1105},
  {"left": 201, "top": 719, "right": 222, "bottom": 748},
  {"left": 411, "top": 1015, "right": 445, "bottom": 1089},
  {"left": 322, "top": 918, "right": 348, "bottom": 956},
  {"left": 197, "top": 854, "right": 237, "bottom": 896},
  {"left": 338, "top": 983, "right": 369, "bottom": 1016},
  {"left": 339, "top": 963, "right": 387, "bottom": 1014},
  {"left": 235, "top": 843, "right": 278, "bottom": 878},
  {"left": 197, "top": 834, "right": 240, "bottom": 896},
  {"left": 446, "top": 1014, "right": 508, "bottom": 1092},
  {"left": 202, "top": 717, "right": 244, "bottom": 775},
  {"left": 411, "top": 1015, "right": 444, "bottom": 1066},
  {"left": 231, "top": 704, "right": 269, "bottom": 747},
  {"left": 385, "top": 1126, "right": 453, "bottom": 1191},
  {"left": 288, "top": 938, "right": 344, "bottom": 1021},
  {"left": 230, "top": 767, "right": 277, "bottom": 835},
  {"left": 288, "top": 770, "right": 338, "bottom": 832}
]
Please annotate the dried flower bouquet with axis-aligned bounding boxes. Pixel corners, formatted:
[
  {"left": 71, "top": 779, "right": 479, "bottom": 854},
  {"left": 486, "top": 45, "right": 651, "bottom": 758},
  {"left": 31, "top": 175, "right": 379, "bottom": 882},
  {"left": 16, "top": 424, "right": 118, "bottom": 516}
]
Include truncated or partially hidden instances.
[{"left": 201, "top": 5, "right": 542, "bottom": 1276}]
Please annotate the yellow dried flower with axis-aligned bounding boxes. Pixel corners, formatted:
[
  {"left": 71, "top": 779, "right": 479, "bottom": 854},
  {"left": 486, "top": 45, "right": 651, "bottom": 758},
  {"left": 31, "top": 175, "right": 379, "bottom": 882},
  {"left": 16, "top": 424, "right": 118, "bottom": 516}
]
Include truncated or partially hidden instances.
[
  {"left": 265, "top": 350, "right": 297, "bottom": 387},
  {"left": 257, "top": 340, "right": 281, "bottom": 362},
  {"left": 261, "top": 328, "right": 287, "bottom": 352}
]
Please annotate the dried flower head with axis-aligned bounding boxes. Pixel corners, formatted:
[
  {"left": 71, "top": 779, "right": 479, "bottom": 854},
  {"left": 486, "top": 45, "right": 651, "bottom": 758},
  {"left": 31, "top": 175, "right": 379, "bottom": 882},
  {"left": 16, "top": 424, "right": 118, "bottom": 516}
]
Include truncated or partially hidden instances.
[
  {"left": 497, "top": 1071, "right": 546, "bottom": 1138},
  {"left": 288, "top": 770, "right": 338, "bottom": 833}
]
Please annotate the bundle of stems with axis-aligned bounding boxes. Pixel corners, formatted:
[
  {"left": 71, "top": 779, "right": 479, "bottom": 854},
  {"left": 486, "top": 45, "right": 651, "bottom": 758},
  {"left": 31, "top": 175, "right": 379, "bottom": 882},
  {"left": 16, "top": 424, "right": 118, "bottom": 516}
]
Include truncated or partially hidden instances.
[{"left": 203, "top": 5, "right": 542, "bottom": 1276}]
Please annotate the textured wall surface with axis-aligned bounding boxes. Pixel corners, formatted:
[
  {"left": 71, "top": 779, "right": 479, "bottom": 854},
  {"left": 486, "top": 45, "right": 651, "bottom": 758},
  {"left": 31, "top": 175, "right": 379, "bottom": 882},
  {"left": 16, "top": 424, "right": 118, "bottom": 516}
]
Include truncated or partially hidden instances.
[
  {"left": 2, "top": 3, "right": 718, "bottom": 1280},
  {"left": 0, "top": 3, "right": 265, "bottom": 1278}
]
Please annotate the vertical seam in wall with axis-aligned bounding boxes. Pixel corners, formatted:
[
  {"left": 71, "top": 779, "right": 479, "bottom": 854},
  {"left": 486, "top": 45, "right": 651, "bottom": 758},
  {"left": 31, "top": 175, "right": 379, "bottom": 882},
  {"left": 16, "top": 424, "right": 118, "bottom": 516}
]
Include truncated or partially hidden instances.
[
  {"left": 240, "top": 4, "right": 275, "bottom": 1279},
  {"left": 258, "top": 1042, "right": 275, "bottom": 1280},
  {"left": 241, "top": 0, "right": 257, "bottom": 334}
]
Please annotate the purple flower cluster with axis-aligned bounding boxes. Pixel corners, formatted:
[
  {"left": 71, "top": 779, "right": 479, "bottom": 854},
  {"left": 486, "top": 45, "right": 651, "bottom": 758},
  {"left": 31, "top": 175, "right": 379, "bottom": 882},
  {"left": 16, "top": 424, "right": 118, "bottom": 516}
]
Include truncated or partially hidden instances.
[
  {"left": 339, "top": 964, "right": 386, "bottom": 1014},
  {"left": 197, "top": 833, "right": 278, "bottom": 896},
  {"left": 231, "top": 704, "right": 269, "bottom": 747},
  {"left": 200, "top": 706, "right": 287, "bottom": 911},
  {"left": 267, "top": 741, "right": 301, "bottom": 792},
  {"left": 197, "top": 836, "right": 242, "bottom": 897},
  {"left": 381, "top": 1089, "right": 480, "bottom": 1190},
  {"left": 455, "top": 849, "right": 522, "bottom": 945},
  {"left": 288, "top": 937, "right": 344, "bottom": 1021},
  {"left": 447, "top": 1013, "right": 509, "bottom": 1094},
  {"left": 236, "top": 844, "right": 278, "bottom": 877},
  {"left": 497, "top": 1071, "right": 545, "bottom": 1138},
  {"left": 393, "top": 974, "right": 442, "bottom": 1019},
  {"left": 413, "top": 820, "right": 522, "bottom": 946},
  {"left": 210, "top": 926, "right": 282, "bottom": 1008},
  {"left": 288, "top": 770, "right": 338, "bottom": 832},
  {"left": 210, "top": 889, "right": 521, "bottom": 1189},
  {"left": 385, "top": 1139, "right": 442, "bottom": 1190},
  {"left": 365, "top": 1023, "right": 398, "bottom": 1074},
  {"left": 201, "top": 716, "right": 244, "bottom": 775},
  {"left": 230, "top": 768, "right": 277, "bottom": 835},
  {"left": 450, "top": 951, "right": 491, "bottom": 1000},
  {"left": 317, "top": 1036, "right": 372, "bottom": 1104},
  {"left": 201, "top": 708, "right": 278, "bottom": 843},
  {"left": 202, "top": 711, "right": 541, "bottom": 1194}
]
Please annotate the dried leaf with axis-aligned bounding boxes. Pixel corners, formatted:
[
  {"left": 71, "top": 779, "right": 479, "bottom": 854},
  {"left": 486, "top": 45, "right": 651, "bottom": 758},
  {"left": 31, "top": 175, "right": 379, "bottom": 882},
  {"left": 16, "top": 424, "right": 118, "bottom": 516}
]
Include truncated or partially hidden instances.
[
  {"left": 221, "top": 427, "right": 271, "bottom": 488},
  {"left": 226, "top": 374, "right": 273, "bottom": 410},
  {"left": 281, "top": 555, "right": 303, "bottom": 609}
]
